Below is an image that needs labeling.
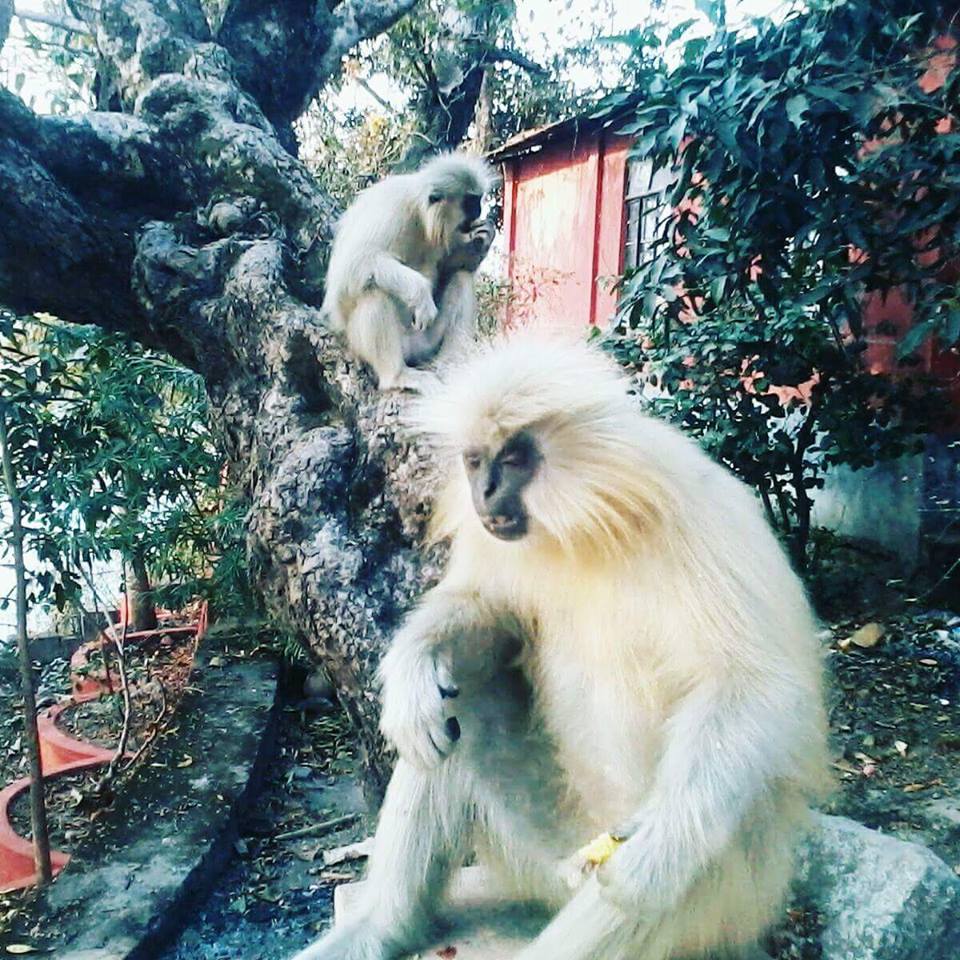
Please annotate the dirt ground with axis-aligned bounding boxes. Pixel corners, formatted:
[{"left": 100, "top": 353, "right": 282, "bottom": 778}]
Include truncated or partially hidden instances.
[
  {"left": 823, "top": 608, "right": 960, "bottom": 867},
  {"left": 59, "top": 628, "right": 197, "bottom": 751},
  {"left": 1, "top": 553, "right": 957, "bottom": 959},
  {"left": 159, "top": 698, "right": 367, "bottom": 960}
]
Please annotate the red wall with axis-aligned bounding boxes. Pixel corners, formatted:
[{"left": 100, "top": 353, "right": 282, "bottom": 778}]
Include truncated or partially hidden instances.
[
  {"left": 501, "top": 132, "right": 630, "bottom": 330},
  {"left": 861, "top": 34, "right": 960, "bottom": 424}
]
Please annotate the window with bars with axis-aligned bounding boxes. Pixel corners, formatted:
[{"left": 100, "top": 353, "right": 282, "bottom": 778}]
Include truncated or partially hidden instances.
[{"left": 623, "top": 159, "right": 669, "bottom": 271}]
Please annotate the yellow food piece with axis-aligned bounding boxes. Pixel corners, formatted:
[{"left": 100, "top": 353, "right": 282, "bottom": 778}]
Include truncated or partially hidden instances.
[{"left": 577, "top": 832, "right": 623, "bottom": 866}]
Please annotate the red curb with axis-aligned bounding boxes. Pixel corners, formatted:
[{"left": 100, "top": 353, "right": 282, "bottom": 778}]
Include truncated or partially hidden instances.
[
  {"left": 0, "top": 602, "right": 208, "bottom": 893},
  {"left": 38, "top": 702, "right": 117, "bottom": 773},
  {"left": 0, "top": 765, "right": 80, "bottom": 893}
]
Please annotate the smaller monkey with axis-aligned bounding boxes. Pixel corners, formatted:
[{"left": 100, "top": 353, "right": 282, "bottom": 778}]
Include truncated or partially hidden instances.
[{"left": 322, "top": 153, "right": 497, "bottom": 391}]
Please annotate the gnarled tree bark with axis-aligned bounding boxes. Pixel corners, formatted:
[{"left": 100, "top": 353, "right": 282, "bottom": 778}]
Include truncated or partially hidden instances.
[{"left": 0, "top": 0, "right": 435, "bottom": 797}]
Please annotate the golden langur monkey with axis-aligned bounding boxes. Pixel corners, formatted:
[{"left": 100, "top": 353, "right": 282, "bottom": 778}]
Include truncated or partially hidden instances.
[
  {"left": 322, "top": 153, "right": 497, "bottom": 391},
  {"left": 293, "top": 335, "right": 828, "bottom": 960}
]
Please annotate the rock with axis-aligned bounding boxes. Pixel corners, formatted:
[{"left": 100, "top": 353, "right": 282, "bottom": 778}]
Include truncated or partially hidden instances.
[
  {"left": 848, "top": 622, "right": 885, "bottom": 649},
  {"left": 334, "top": 814, "right": 960, "bottom": 960},
  {"left": 795, "top": 813, "right": 960, "bottom": 960}
]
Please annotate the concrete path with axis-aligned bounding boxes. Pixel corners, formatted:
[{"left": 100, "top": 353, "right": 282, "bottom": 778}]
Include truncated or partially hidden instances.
[{"left": 41, "top": 635, "right": 280, "bottom": 960}]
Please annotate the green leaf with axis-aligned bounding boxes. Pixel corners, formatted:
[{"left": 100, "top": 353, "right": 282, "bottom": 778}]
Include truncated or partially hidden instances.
[
  {"left": 785, "top": 94, "right": 808, "bottom": 128},
  {"left": 897, "top": 321, "right": 934, "bottom": 358}
]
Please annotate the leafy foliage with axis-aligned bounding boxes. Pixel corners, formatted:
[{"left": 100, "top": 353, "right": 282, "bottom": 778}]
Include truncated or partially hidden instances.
[
  {"left": 301, "top": 0, "right": 633, "bottom": 194},
  {"left": 0, "top": 314, "right": 253, "bottom": 619},
  {"left": 605, "top": 0, "right": 955, "bottom": 564}
]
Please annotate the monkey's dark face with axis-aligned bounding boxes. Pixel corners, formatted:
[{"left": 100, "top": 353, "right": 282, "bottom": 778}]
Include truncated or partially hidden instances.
[
  {"left": 461, "top": 193, "right": 482, "bottom": 229},
  {"left": 463, "top": 431, "right": 540, "bottom": 541},
  {"left": 429, "top": 191, "right": 484, "bottom": 232}
]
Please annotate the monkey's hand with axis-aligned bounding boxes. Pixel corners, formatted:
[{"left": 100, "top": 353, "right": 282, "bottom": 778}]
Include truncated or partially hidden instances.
[
  {"left": 595, "top": 813, "right": 690, "bottom": 915},
  {"left": 558, "top": 828, "right": 631, "bottom": 892},
  {"left": 452, "top": 218, "right": 496, "bottom": 272},
  {"left": 410, "top": 281, "right": 439, "bottom": 332},
  {"left": 379, "top": 644, "right": 461, "bottom": 770}
]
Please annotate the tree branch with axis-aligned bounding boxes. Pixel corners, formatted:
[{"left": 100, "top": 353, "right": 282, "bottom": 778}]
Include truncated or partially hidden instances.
[
  {"left": 14, "top": 3, "right": 88, "bottom": 34},
  {"left": 481, "top": 44, "right": 548, "bottom": 75},
  {"left": 353, "top": 73, "right": 397, "bottom": 115},
  {"left": 218, "top": 0, "right": 417, "bottom": 139},
  {"left": 321, "top": 0, "right": 419, "bottom": 78},
  {"left": 0, "top": 89, "right": 190, "bottom": 211},
  {"left": 0, "top": 134, "right": 146, "bottom": 335}
]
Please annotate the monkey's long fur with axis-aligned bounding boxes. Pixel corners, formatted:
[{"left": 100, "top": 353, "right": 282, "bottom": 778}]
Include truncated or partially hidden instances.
[
  {"left": 322, "top": 153, "right": 496, "bottom": 390},
  {"left": 294, "top": 334, "right": 828, "bottom": 960},
  {"left": 323, "top": 153, "right": 495, "bottom": 330}
]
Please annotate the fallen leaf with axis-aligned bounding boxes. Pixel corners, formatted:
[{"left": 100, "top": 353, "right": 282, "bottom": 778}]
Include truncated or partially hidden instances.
[
  {"left": 176, "top": 755, "right": 194, "bottom": 768},
  {"left": 919, "top": 658, "right": 939, "bottom": 666},
  {"left": 849, "top": 622, "right": 884, "bottom": 649},
  {"left": 894, "top": 740, "right": 908, "bottom": 757},
  {"left": 6, "top": 947, "right": 38, "bottom": 955},
  {"left": 903, "top": 780, "right": 941, "bottom": 793}
]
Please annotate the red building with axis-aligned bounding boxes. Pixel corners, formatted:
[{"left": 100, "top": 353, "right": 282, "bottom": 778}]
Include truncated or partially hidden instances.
[{"left": 491, "top": 106, "right": 669, "bottom": 331}]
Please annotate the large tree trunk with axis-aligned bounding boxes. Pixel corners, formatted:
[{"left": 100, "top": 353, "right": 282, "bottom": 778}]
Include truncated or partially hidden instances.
[{"left": 0, "top": 0, "right": 430, "bottom": 797}]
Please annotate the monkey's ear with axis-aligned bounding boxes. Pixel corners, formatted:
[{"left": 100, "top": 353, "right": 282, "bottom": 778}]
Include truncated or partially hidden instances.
[{"left": 428, "top": 192, "right": 443, "bottom": 204}]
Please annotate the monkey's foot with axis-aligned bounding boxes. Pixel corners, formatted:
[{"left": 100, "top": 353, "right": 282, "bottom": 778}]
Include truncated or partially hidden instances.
[
  {"left": 382, "top": 367, "right": 440, "bottom": 393},
  {"left": 289, "top": 922, "right": 393, "bottom": 960}
]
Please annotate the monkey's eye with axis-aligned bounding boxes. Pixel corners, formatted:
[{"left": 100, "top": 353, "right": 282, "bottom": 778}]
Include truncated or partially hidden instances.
[
  {"left": 500, "top": 449, "right": 528, "bottom": 468},
  {"left": 463, "top": 452, "right": 483, "bottom": 471},
  {"left": 428, "top": 192, "right": 443, "bottom": 204}
]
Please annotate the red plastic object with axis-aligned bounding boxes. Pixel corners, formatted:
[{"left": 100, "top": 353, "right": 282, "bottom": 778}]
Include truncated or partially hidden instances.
[
  {"left": 0, "top": 601, "right": 209, "bottom": 892},
  {"left": 38, "top": 702, "right": 116, "bottom": 772},
  {"left": 0, "top": 775, "right": 72, "bottom": 892}
]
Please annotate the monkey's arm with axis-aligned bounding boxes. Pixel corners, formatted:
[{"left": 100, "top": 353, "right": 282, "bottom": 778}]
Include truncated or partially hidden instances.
[
  {"left": 596, "top": 668, "right": 805, "bottom": 912},
  {"left": 368, "top": 253, "right": 438, "bottom": 331},
  {"left": 514, "top": 670, "right": 800, "bottom": 960},
  {"left": 379, "top": 587, "right": 522, "bottom": 770}
]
